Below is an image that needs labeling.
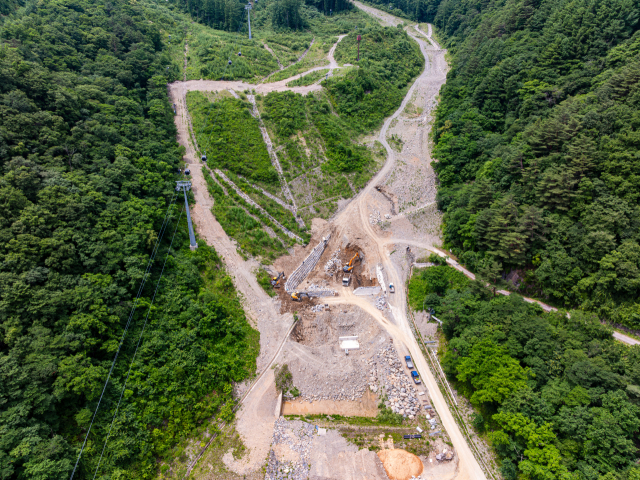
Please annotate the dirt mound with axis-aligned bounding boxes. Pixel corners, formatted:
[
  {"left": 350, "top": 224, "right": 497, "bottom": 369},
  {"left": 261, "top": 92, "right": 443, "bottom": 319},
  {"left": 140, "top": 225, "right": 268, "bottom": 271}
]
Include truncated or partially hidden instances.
[{"left": 377, "top": 449, "right": 423, "bottom": 480}]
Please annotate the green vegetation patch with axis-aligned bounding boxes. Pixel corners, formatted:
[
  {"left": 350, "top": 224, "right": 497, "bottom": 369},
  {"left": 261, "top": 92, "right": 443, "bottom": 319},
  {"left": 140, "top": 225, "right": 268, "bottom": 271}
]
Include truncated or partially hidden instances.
[
  {"left": 188, "top": 92, "right": 279, "bottom": 184},
  {"left": 408, "top": 265, "right": 469, "bottom": 310},
  {"left": 433, "top": 280, "right": 640, "bottom": 480},
  {"left": 330, "top": 24, "right": 424, "bottom": 131},
  {"left": 256, "top": 268, "right": 278, "bottom": 297},
  {"left": 430, "top": 0, "right": 640, "bottom": 329},
  {"left": 224, "top": 170, "right": 310, "bottom": 241},
  {"left": 202, "top": 168, "right": 290, "bottom": 261},
  {"left": 286, "top": 69, "right": 327, "bottom": 87},
  {"left": 188, "top": 29, "right": 280, "bottom": 81},
  {"left": 0, "top": 0, "right": 264, "bottom": 478}
]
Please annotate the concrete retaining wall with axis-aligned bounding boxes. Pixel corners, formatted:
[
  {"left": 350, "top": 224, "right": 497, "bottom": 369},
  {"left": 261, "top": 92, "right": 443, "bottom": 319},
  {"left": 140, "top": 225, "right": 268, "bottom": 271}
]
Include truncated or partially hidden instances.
[
  {"left": 284, "top": 235, "right": 330, "bottom": 292},
  {"left": 353, "top": 286, "right": 381, "bottom": 296}
]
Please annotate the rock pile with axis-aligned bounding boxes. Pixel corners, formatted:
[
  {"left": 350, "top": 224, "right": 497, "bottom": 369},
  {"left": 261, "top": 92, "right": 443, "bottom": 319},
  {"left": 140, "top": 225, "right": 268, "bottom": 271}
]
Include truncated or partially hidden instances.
[
  {"left": 265, "top": 418, "right": 315, "bottom": 480},
  {"left": 296, "top": 367, "right": 369, "bottom": 402},
  {"left": 375, "top": 345, "right": 423, "bottom": 420},
  {"left": 305, "top": 284, "right": 337, "bottom": 297},
  {"left": 369, "top": 210, "right": 382, "bottom": 225},
  {"left": 323, "top": 248, "right": 341, "bottom": 276},
  {"left": 310, "top": 304, "right": 326, "bottom": 312},
  {"left": 436, "top": 449, "right": 454, "bottom": 461},
  {"left": 375, "top": 295, "right": 387, "bottom": 311}
]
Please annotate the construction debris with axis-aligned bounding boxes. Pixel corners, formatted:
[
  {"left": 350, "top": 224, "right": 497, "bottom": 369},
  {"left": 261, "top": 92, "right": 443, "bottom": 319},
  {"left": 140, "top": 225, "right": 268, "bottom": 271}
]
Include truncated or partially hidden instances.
[
  {"left": 369, "top": 210, "right": 382, "bottom": 225},
  {"left": 375, "top": 295, "right": 387, "bottom": 311},
  {"left": 265, "top": 418, "right": 315, "bottom": 480},
  {"left": 323, "top": 248, "right": 342, "bottom": 276},
  {"left": 436, "top": 449, "right": 454, "bottom": 461}
]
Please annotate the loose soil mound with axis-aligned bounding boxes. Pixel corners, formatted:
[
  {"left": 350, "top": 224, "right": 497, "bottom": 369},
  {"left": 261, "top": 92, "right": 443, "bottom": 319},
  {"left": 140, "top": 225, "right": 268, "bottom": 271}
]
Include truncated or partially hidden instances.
[{"left": 377, "top": 449, "right": 423, "bottom": 480}]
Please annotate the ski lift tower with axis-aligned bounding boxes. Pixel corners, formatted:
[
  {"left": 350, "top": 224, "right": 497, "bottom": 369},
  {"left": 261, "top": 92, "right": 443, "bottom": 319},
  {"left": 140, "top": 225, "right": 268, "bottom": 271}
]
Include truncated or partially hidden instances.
[
  {"left": 245, "top": 4, "right": 252, "bottom": 39},
  {"left": 176, "top": 181, "right": 198, "bottom": 251}
]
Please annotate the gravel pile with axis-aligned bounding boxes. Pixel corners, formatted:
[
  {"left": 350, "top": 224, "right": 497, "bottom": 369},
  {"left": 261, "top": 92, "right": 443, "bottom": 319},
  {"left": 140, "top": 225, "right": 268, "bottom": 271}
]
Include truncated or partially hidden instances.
[
  {"left": 295, "top": 367, "right": 369, "bottom": 402},
  {"left": 265, "top": 418, "right": 315, "bottom": 480},
  {"left": 375, "top": 295, "right": 388, "bottom": 311},
  {"left": 375, "top": 345, "right": 423, "bottom": 420},
  {"left": 323, "top": 248, "right": 341, "bottom": 276},
  {"left": 310, "top": 304, "right": 326, "bottom": 312}
]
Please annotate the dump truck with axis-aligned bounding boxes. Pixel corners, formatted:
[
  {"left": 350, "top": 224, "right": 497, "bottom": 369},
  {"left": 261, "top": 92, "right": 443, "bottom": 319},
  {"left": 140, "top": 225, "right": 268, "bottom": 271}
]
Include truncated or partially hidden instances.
[
  {"left": 389, "top": 283, "right": 395, "bottom": 293},
  {"left": 342, "top": 274, "right": 351, "bottom": 287},
  {"left": 411, "top": 371, "right": 421, "bottom": 384},
  {"left": 271, "top": 272, "right": 285, "bottom": 288}
]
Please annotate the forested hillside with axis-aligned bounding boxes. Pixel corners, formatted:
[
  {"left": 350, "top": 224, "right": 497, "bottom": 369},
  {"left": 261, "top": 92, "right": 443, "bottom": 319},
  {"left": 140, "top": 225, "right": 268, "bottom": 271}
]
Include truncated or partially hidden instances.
[
  {"left": 408, "top": 265, "right": 640, "bottom": 480},
  {"left": 0, "top": 1, "right": 258, "bottom": 478},
  {"left": 172, "top": 0, "right": 352, "bottom": 31},
  {"left": 416, "top": 0, "right": 640, "bottom": 329}
]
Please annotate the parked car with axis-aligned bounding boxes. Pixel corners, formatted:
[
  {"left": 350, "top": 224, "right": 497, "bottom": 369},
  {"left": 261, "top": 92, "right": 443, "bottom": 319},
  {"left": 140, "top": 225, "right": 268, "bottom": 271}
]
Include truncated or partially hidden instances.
[
  {"left": 411, "top": 370, "right": 421, "bottom": 384},
  {"left": 404, "top": 355, "right": 414, "bottom": 369}
]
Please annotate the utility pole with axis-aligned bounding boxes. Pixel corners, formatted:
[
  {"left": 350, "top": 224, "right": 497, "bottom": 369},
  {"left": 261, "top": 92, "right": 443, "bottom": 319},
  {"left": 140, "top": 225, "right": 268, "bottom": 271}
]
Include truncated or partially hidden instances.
[
  {"left": 245, "top": 4, "right": 252, "bottom": 39},
  {"left": 176, "top": 181, "right": 198, "bottom": 251}
]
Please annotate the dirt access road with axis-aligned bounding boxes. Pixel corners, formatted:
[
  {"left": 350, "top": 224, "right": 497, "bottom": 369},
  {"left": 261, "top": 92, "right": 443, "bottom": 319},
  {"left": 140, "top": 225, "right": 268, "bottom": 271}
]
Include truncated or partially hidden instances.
[{"left": 326, "top": 4, "right": 487, "bottom": 480}]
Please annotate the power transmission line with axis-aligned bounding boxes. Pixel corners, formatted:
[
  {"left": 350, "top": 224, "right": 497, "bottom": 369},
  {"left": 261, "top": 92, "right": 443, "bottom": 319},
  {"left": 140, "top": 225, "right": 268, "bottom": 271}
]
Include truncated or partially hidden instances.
[
  {"left": 69, "top": 191, "right": 179, "bottom": 480},
  {"left": 92, "top": 203, "right": 186, "bottom": 479}
]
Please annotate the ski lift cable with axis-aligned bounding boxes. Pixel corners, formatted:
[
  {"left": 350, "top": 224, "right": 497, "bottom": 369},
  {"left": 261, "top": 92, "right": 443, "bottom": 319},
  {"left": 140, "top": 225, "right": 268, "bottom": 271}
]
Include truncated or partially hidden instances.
[
  {"left": 198, "top": 21, "right": 240, "bottom": 132},
  {"left": 69, "top": 190, "right": 179, "bottom": 480},
  {"left": 92, "top": 204, "right": 186, "bottom": 480},
  {"left": 198, "top": 22, "right": 242, "bottom": 154}
]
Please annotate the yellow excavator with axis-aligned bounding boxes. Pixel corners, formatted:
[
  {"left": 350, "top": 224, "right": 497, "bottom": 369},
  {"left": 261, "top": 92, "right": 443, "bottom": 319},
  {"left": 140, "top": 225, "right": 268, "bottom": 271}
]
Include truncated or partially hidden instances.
[
  {"left": 291, "top": 292, "right": 309, "bottom": 302},
  {"left": 271, "top": 272, "right": 285, "bottom": 288},
  {"left": 343, "top": 252, "right": 362, "bottom": 273}
]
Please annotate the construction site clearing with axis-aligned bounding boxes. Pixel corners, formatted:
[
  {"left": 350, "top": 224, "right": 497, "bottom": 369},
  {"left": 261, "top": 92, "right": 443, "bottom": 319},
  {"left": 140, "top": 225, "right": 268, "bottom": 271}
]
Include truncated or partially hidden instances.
[{"left": 252, "top": 223, "right": 456, "bottom": 480}]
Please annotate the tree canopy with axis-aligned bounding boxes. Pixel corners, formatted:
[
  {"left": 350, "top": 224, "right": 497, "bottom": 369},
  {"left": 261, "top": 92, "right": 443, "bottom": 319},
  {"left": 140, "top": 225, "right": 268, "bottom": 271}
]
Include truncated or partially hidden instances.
[
  {"left": 0, "top": 1, "right": 258, "bottom": 478},
  {"left": 411, "top": 265, "right": 640, "bottom": 480},
  {"left": 424, "top": 0, "right": 640, "bottom": 328}
]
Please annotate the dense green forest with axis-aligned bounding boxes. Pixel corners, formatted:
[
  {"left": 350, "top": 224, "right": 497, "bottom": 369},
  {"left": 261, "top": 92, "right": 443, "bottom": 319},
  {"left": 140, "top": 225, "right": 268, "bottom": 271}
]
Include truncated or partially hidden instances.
[
  {"left": 172, "top": 0, "right": 352, "bottom": 31},
  {"left": 0, "top": 1, "right": 258, "bottom": 478},
  {"left": 408, "top": 266, "right": 640, "bottom": 480},
  {"left": 361, "top": 0, "right": 441, "bottom": 22},
  {"left": 414, "top": 0, "right": 640, "bottom": 329}
]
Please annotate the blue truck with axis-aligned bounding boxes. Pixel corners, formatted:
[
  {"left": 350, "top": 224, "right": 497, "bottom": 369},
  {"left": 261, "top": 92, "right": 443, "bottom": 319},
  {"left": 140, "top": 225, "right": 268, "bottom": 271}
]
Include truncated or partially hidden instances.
[
  {"left": 411, "top": 371, "right": 421, "bottom": 384},
  {"left": 404, "top": 355, "right": 414, "bottom": 369}
]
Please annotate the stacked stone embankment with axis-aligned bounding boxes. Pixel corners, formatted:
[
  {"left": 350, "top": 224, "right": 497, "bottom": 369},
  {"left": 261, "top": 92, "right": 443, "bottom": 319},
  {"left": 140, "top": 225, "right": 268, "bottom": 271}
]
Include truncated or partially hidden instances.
[
  {"left": 214, "top": 169, "right": 303, "bottom": 242},
  {"left": 284, "top": 235, "right": 330, "bottom": 292}
]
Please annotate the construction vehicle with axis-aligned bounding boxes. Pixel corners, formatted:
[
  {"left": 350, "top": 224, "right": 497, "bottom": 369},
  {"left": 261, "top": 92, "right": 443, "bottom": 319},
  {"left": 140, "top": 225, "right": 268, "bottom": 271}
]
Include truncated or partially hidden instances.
[
  {"left": 343, "top": 252, "right": 362, "bottom": 273},
  {"left": 342, "top": 274, "right": 351, "bottom": 287},
  {"left": 389, "top": 283, "right": 395, "bottom": 293},
  {"left": 271, "top": 272, "right": 285, "bottom": 288},
  {"left": 411, "top": 371, "right": 421, "bottom": 384},
  {"left": 291, "top": 292, "right": 309, "bottom": 302}
]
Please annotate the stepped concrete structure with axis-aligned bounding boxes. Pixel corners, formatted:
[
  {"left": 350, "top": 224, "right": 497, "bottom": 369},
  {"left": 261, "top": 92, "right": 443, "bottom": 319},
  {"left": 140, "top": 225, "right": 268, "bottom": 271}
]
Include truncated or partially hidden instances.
[{"left": 284, "top": 235, "right": 330, "bottom": 292}]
